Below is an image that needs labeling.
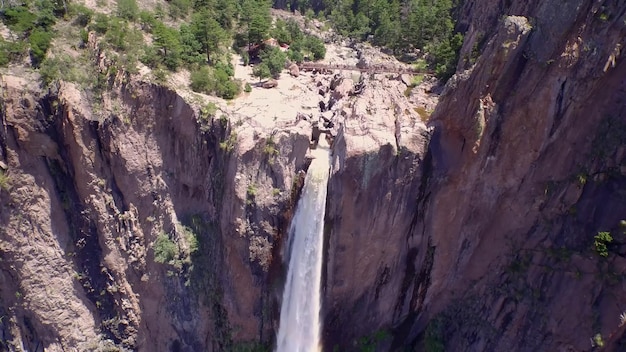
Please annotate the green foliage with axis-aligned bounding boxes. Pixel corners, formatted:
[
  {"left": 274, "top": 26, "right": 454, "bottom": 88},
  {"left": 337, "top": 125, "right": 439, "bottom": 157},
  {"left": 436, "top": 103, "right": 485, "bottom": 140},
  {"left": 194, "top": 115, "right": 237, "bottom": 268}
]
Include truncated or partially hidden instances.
[
  {"left": 231, "top": 342, "right": 270, "bottom": 352},
  {"left": 138, "top": 10, "right": 158, "bottom": 31},
  {"left": 169, "top": 0, "right": 191, "bottom": 19},
  {"left": 191, "top": 10, "right": 227, "bottom": 63},
  {"left": 153, "top": 67, "right": 168, "bottom": 83},
  {"left": 243, "top": 0, "right": 271, "bottom": 46},
  {"left": 116, "top": 0, "right": 139, "bottom": 21},
  {"left": 247, "top": 184, "right": 257, "bottom": 197},
  {"left": 270, "top": 18, "right": 325, "bottom": 62},
  {"left": 179, "top": 24, "right": 205, "bottom": 64},
  {"left": 429, "top": 32, "right": 464, "bottom": 80},
  {"left": 252, "top": 63, "right": 271, "bottom": 81},
  {"left": 69, "top": 4, "right": 93, "bottom": 27},
  {"left": 152, "top": 22, "right": 182, "bottom": 70},
  {"left": 0, "top": 38, "right": 27, "bottom": 67},
  {"left": 1, "top": 6, "right": 37, "bottom": 33},
  {"left": 220, "top": 131, "right": 237, "bottom": 152},
  {"left": 273, "top": 0, "right": 462, "bottom": 81},
  {"left": 1, "top": 0, "right": 63, "bottom": 67},
  {"left": 0, "top": 170, "right": 10, "bottom": 191},
  {"left": 200, "top": 102, "right": 218, "bottom": 121},
  {"left": 39, "top": 54, "right": 96, "bottom": 86},
  {"left": 190, "top": 66, "right": 241, "bottom": 99},
  {"left": 105, "top": 18, "right": 142, "bottom": 52},
  {"left": 424, "top": 318, "right": 445, "bottom": 352},
  {"left": 29, "top": 28, "right": 53, "bottom": 67},
  {"left": 271, "top": 19, "right": 290, "bottom": 44},
  {"left": 91, "top": 13, "right": 110, "bottom": 34},
  {"left": 179, "top": 225, "right": 199, "bottom": 255},
  {"left": 263, "top": 136, "right": 278, "bottom": 163},
  {"left": 593, "top": 333, "right": 605, "bottom": 347},
  {"left": 241, "top": 51, "right": 250, "bottom": 65},
  {"left": 287, "top": 48, "right": 304, "bottom": 63},
  {"left": 594, "top": 232, "right": 613, "bottom": 257},
  {"left": 154, "top": 232, "right": 179, "bottom": 264},
  {"left": 218, "top": 78, "right": 240, "bottom": 99},
  {"left": 190, "top": 66, "right": 213, "bottom": 92},
  {"left": 244, "top": 82, "right": 252, "bottom": 92},
  {"left": 255, "top": 46, "right": 286, "bottom": 79},
  {"left": 305, "top": 35, "right": 326, "bottom": 60},
  {"left": 355, "top": 330, "right": 390, "bottom": 352}
]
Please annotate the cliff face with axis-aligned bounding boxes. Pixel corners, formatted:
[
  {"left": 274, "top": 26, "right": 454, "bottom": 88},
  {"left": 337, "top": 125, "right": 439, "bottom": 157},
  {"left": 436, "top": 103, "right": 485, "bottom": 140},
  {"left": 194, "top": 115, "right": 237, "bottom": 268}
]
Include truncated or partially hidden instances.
[
  {"left": 323, "top": 1, "right": 626, "bottom": 351},
  {"left": 0, "top": 73, "right": 311, "bottom": 351},
  {"left": 1, "top": 1, "right": 625, "bottom": 351}
]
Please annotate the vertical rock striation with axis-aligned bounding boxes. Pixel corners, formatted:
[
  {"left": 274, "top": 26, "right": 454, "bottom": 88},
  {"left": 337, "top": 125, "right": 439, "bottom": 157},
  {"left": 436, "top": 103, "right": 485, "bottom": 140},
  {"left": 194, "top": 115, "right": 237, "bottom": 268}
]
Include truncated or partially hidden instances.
[
  {"left": 323, "top": 1, "right": 626, "bottom": 351},
  {"left": 0, "top": 75, "right": 310, "bottom": 351}
]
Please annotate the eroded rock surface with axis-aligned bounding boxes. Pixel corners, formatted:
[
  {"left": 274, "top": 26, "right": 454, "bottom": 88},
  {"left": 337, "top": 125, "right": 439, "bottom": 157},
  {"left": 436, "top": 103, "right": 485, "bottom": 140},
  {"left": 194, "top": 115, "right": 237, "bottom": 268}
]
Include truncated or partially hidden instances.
[
  {"left": 1, "top": 1, "right": 625, "bottom": 351},
  {"left": 0, "top": 30, "right": 434, "bottom": 350},
  {"left": 322, "top": 2, "right": 626, "bottom": 351}
]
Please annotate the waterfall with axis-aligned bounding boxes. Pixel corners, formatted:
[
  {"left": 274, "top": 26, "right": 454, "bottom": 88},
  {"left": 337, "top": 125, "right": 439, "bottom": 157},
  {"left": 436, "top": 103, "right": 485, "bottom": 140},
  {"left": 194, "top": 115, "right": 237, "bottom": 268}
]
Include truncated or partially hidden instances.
[{"left": 276, "top": 138, "right": 331, "bottom": 352}]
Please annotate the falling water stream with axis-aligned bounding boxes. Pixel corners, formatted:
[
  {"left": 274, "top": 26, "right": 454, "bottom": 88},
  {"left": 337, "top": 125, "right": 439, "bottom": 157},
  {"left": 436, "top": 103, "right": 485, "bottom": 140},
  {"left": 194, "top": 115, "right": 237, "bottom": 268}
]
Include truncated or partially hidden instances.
[{"left": 276, "top": 138, "right": 331, "bottom": 352}]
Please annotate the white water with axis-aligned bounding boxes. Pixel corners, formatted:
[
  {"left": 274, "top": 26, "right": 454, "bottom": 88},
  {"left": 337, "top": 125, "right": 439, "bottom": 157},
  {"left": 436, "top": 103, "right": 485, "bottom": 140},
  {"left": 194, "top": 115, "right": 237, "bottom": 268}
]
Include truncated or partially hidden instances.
[{"left": 276, "top": 139, "right": 331, "bottom": 352}]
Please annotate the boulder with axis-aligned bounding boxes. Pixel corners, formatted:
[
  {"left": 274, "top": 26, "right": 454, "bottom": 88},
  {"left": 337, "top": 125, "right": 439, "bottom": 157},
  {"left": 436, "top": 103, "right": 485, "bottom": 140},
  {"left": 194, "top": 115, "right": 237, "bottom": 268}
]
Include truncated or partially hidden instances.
[
  {"left": 288, "top": 63, "right": 300, "bottom": 77},
  {"left": 262, "top": 79, "right": 278, "bottom": 89},
  {"left": 400, "top": 74, "right": 413, "bottom": 86},
  {"left": 330, "top": 78, "right": 354, "bottom": 100}
]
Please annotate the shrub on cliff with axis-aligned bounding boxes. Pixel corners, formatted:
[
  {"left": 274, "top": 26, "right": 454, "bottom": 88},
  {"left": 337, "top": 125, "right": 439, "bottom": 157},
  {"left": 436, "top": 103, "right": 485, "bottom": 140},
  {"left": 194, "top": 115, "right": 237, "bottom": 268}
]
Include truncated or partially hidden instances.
[
  {"left": 116, "top": 0, "right": 139, "bottom": 21},
  {"left": 154, "top": 232, "right": 178, "bottom": 264},
  {"left": 29, "top": 29, "right": 53, "bottom": 67},
  {"left": 0, "top": 39, "right": 27, "bottom": 67}
]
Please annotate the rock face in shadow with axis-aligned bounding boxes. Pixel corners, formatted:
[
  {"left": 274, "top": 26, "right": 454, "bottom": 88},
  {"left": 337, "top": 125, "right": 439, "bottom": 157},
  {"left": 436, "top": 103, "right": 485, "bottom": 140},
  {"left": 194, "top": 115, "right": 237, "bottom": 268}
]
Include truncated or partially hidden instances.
[
  {"left": 322, "top": 1, "right": 626, "bottom": 351},
  {"left": 321, "top": 68, "right": 431, "bottom": 349}
]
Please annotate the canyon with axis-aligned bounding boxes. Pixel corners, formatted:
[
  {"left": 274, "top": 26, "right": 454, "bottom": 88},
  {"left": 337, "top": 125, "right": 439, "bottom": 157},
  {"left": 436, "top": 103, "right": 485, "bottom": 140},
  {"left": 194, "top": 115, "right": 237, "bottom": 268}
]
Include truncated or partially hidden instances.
[{"left": 1, "top": 0, "right": 626, "bottom": 352}]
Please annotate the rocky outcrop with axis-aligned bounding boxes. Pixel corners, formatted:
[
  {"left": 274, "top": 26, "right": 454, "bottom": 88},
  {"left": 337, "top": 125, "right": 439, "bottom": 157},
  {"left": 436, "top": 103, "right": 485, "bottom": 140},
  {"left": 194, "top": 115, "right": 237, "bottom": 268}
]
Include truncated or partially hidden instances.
[
  {"left": 322, "top": 1, "right": 626, "bottom": 351},
  {"left": 322, "top": 69, "right": 431, "bottom": 349},
  {"left": 419, "top": 3, "right": 626, "bottom": 349},
  {"left": 0, "top": 71, "right": 311, "bottom": 350}
]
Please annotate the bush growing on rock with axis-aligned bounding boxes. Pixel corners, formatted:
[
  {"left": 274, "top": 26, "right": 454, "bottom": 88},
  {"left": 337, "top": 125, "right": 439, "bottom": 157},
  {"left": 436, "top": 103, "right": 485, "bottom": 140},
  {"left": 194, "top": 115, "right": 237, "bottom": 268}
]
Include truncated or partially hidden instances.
[
  {"left": 154, "top": 233, "right": 178, "bottom": 264},
  {"left": 116, "top": 0, "right": 139, "bottom": 21}
]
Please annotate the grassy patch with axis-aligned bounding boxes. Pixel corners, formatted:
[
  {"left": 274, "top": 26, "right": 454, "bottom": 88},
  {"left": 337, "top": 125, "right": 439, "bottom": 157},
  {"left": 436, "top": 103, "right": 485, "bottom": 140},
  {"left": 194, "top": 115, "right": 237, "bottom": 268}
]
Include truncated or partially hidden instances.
[
  {"left": 0, "top": 170, "right": 9, "bottom": 191},
  {"left": 414, "top": 106, "right": 432, "bottom": 122},
  {"left": 219, "top": 131, "right": 237, "bottom": 152}
]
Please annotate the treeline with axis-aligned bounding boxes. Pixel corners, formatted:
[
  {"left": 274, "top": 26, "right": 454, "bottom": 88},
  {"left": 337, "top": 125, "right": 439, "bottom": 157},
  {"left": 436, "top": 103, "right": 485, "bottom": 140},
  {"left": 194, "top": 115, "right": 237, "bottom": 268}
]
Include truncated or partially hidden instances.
[
  {"left": 0, "top": 0, "right": 326, "bottom": 98},
  {"left": 273, "top": 0, "right": 464, "bottom": 79}
]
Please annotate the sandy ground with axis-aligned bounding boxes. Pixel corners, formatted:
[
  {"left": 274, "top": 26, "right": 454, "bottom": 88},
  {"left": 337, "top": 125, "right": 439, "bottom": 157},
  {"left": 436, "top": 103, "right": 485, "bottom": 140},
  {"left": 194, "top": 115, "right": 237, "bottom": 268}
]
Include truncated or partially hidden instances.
[
  {"left": 228, "top": 42, "right": 363, "bottom": 127},
  {"left": 229, "top": 55, "right": 322, "bottom": 131}
]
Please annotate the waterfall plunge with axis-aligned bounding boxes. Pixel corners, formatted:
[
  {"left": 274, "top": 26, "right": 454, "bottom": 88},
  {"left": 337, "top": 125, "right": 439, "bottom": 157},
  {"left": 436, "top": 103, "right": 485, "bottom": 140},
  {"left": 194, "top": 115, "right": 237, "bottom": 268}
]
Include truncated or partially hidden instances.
[{"left": 276, "top": 139, "right": 331, "bottom": 352}]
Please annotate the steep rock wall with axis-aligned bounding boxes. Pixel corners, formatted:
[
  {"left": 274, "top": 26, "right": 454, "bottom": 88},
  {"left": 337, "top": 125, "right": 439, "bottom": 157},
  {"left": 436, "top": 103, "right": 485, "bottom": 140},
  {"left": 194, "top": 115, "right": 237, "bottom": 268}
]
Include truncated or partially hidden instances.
[
  {"left": 323, "top": 75, "right": 431, "bottom": 349},
  {"left": 0, "top": 75, "right": 310, "bottom": 351},
  {"left": 323, "top": 1, "right": 626, "bottom": 351},
  {"left": 421, "top": 1, "right": 626, "bottom": 350}
]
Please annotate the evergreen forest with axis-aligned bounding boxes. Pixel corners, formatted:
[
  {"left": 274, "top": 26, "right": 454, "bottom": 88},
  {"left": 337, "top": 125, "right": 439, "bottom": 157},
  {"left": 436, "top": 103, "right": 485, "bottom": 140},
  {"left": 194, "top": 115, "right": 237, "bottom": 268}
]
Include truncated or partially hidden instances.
[{"left": 0, "top": 0, "right": 464, "bottom": 99}]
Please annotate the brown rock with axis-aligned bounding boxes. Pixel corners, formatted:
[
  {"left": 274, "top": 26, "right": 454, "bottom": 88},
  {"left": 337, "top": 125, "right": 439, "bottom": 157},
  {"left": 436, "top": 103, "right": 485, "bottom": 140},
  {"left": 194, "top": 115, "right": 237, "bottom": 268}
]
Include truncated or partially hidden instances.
[
  {"left": 288, "top": 63, "right": 300, "bottom": 77},
  {"left": 330, "top": 78, "right": 354, "bottom": 100},
  {"left": 262, "top": 79, "right": 278, "bottom": 89}
]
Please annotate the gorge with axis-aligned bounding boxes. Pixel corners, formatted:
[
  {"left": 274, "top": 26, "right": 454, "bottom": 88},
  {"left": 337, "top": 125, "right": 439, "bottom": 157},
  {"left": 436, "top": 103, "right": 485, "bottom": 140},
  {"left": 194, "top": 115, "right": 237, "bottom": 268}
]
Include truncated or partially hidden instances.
[{"left": 0, "top": 0, "right": 625, "bottom": 351}]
